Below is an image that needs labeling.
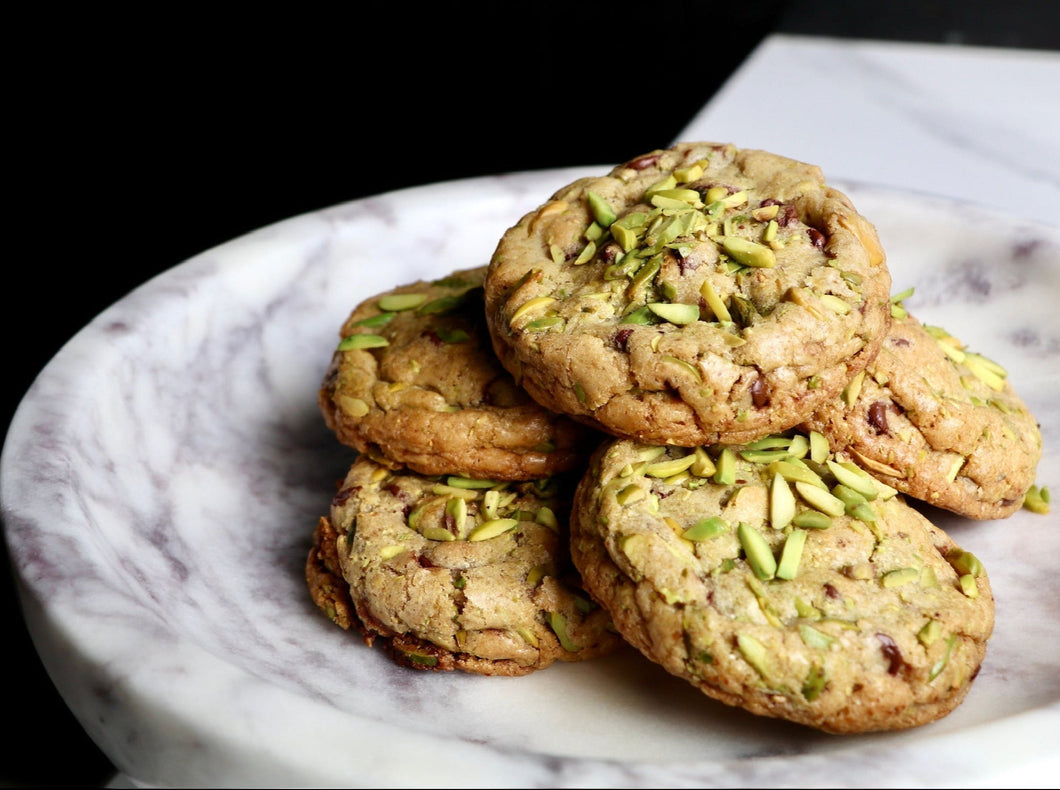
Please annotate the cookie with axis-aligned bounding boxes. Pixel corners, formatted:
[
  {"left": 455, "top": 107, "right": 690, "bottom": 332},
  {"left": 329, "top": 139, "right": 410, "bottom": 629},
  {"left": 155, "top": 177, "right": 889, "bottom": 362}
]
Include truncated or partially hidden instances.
[
  {"left": 804, "top": 307, "right": 1042, "bottom": 519},
  {"left": 484, "top": 141, "right": 891, "bottom": 447},
  {"left": 570, "top": 431, "right": 995, "bottom": 733},
  {"left": 315, "top": 455, "right": 623, "bottom": 675},
  {"left": 319, "top": 265, "right": 594, "bottom": 480}
]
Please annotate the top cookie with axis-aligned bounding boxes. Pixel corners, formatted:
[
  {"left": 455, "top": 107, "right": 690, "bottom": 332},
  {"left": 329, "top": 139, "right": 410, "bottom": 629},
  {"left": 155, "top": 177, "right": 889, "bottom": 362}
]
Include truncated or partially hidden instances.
[
  {"left": 484, "top": 141, "right": 891, "bottom": 447},
  {"left": 319, "top": 265, "right": 594, "bottom": 480},
  {"left": 804, "top": 308, "right": 1042, "bottom": 519}
]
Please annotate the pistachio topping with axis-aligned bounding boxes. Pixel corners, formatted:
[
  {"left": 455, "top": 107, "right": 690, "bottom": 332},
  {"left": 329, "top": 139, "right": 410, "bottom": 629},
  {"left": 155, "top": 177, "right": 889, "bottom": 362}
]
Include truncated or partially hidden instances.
[
  {"left": 736, "top": 633, "right": 772, "bottom": 679},
  {"left": 1024, "top": 484, "right": 1051, "bottom": 514},
  {"left": 720, "top": 236, "right": 776, "bottom": 268},
  {"left": 683, "top": 516, "right": 729, "bottom": 541},
  {"left": 338, "top": 334, "right": 389, "bottom": 351},
  {"left": 377, "top": 293, "right": 428, "bottom": 312},
  {"left": 467, "top": 518, "right": 519, "bottom": 542},
  {"left": 776, "top": 528, "right": 807, "bottom": 580},
  {"left": 738, "top": 521, "right": 777, "bottom": 580}
]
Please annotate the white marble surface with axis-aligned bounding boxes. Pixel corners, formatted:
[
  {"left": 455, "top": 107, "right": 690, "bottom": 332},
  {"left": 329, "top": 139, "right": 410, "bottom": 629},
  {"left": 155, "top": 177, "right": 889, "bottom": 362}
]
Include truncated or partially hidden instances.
[
  {"left": 681, "top": 34, "right": 1060, "bottom": 228},
  {"left": 3, "top": 34, "right": 1060, "bottom": 789}
]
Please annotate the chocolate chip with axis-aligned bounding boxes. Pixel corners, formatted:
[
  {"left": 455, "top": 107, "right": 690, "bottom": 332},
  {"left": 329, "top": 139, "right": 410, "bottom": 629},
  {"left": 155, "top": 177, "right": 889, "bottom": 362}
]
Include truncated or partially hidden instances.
[
  {"left": 876, "top": 633, "right": 906, "bottom": 675},
  {"left": 867, "top": 401, "right": 890, "bottom": 434}
]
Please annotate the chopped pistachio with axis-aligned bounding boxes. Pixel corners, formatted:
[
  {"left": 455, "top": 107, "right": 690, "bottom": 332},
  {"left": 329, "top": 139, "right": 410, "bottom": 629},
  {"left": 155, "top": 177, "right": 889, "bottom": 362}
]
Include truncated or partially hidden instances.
[
  {"left": 547, "top": 611, "right": 582, "bottom": 652},
  {"left": 929, "top": 635, "right": 957, "bottom": 680},
  {"left": 794, "top": 482, "right": 847, "bottom": 517},
  {"left": 421, "top": 526, "right": 455, "bottom": 542},
  {"left": 792, "top": 510, "right": 832, "bottom": 529},
  {"left": 809, "top": 430, "right": 830, "bottom": 463},
  {"left": 721, "top": 236, "right": 776, "bottom": 268},
  {"left": 585, "top": 190, "right": 617, "bottom": 227},
  {"left": 683, "top": 516, "right": 728, "bottom": 541},
  {"left": 337, "top": 395, "right": 370, "bottom": 417},
  {"left": 881, "top": 567, "right": 919, "bottom": 588},
  {"left": 959, "top": 574, "right": 979, "bottom": 597},
  {"left": 918, "top": 619, "right": 942, "bottom": 646},
  {"left": 776, "top": 528, "right": 807, "bottom": 580},
  {"left": 350, "top": 312, "right": 396, "bottom": 328},
  {"left": 535, "top": 506, "right": 558, "bottom": 531},
  {"left": 647, "top": 302, "right": 700, "bottom": 325},
  {"left": 377, "top": 293, "right": 427, "bottom": 312},
  {"left": 446, "top": 476, "right": 500, "bottom": 490},
  {"left": 713, "top": 447, "right": 737, "bottom": 485},
  {"left": 338, "top": 333, "right": 389, "bottom": 351},
  {"left": 644, "top": 453, "right": 698, "bottom": 478},
  {"left": 379, "top": 545, "right": 405, "bottom": 560},
  {"left": 573, "top": 240, "right": 597, "bottom": 265},
  {"left": 467, "top": 518, "right": 518, "bottom": 542},
  {"left": 802, "top": 663, "right": 827, "bottom": 701},
  {"left": 736, "top": 633, "right": 771, "bottom": 679},
  {"left": 769, "top": 459, "right": 827, "bottom": 489},
  {"left": 510, "top": 296, "right": 557, "bottom": 325},
  {"left": 819, "top": 294, "right": 852, "bottom": 315},
  {"left": 690, "top": 447, "right": 716, "bottom": 477},
  {"left": 699, "top": 278, "right": 732, "bottom": 322},
  {"left": 826, "top": 460, "right": 879, "bottom": 500},
  {"left": 738, "top": 522, "right": 777, "bottom": 580},
  {"left": 841, "top": 370, "right": 866, "bottom": 408},
  {"left": 947, "top": 550, "right": 983, "bottom": 577},
  {"left": 770, "top": 473, "right": 797, "bottom": 530},
  {"left": 1024, "top": 484, "right": 1051, "bottom": 514},
  {"left": 798, "top": 623, "right": 834, "bottom": 650},
  {"left": 616, "top": 483, "right": 646, "bottom": 505}
]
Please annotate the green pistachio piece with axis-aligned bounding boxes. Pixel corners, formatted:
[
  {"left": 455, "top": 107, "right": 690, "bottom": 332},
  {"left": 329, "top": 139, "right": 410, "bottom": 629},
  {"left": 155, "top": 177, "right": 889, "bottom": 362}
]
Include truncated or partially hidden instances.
[
  {"left": 510, "top": 296, "right": 557, "bottom": 326},
  {"left": 770, "top": 473, "right": 797, "bottom": 530},
  {"left": 798, "top": 623, "right": 834, "bottom": 650},
  {"left": 404, "top": 651, "right": 439, "bottom": 667},
  {"left": 947, "top": 550, "right": 983, "bottom": 576},
  {"left": 776, "top": 528, "right": 807, "bottom": 580},
  {"left": 644, "top": 453, "right": 698, "bottom": 478},
  {"left": 881, "top": 567, "right": 919, "bottom": 588},
  {"left": 699, "top": 278, "right": 732, "bottom": 322},
  {"left": 338, "top": 334, "right": 389, "bottom": 350},
  {"left": 769, "top": 459, "right": 827, "bottom": 489},
  {"left": 547, "top": 611, "right": 582, "bottom": 652},
  {"left": 918, "top": 619, "right": 942, "bottom": 646},
  {"left": 736, "top": 633, "right": 771, "bottom": 679},
  {"left": 738, "top": 521, "right": 776, "bottom": 580},
  {"left": 647, "top": 302, "right": 700, "bottom": 325},
  {"left": 802, "top": 663, "right": 827, "bottom": 701},
  {"left": 421, "top": 526, "right": 455, "bottom": 541},
  {"left": 713, "top": 447, "right": 737, "bottom": 485},
  {"left": 467, "top": 518, "right": 519, "bottom": 542},
  {"left": 721, "top": 236, "right": 776, "bottom": 268},
  {"left": 661, "top": 355, "right": 702, "bottom": 381},
  {"left": 794, "top": 481, "right": 847, "bottom": 517},
  {"left": 792, "top": 510, "right": 832, "bottom": 529},
  {"left": 809, "top": 430, "right": 830, "bottom": 463},
  {"left": 446, "top": 496, "right": 467, "bottom": 534},
  {"left": 585, "top": 190, "right": 617, "bottom": 227},
  {"left": 929, "top": 635, "right": 957, "bottom": 680},
  {"left": 446, "top": 476, "right": 501, "bottom": 490},
  {"left": 349, "top": 312, "right": 396, "bottom": 328},
  {"left": 826, "top": 460, "right": 879, "bottom": 500},
  {"left": 690, "top": 447, "right": 716, "bottom": 477},
  {"left": 416, "top": 294, "right": 467, "bottom": 315},
  {"left": 1024, "top": 484, "right": 1051, "bottom": 514},
  {"left": 682, "top": 516, "right": 728, "bottom": 541},
  {"left": 573, "top": 240, "right": 597, "bottom": 265},
  {"left": 378, "top": 293, "right": 428, "bottom": 312}
]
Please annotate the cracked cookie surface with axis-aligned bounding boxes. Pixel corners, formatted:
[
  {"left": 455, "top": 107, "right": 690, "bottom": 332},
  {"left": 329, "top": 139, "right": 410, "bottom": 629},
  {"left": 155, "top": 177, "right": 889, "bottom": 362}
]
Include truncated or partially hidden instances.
[
  {"left": 319, "top": 265, "right": 594, "bottom": 480},
  {"left": 570, "top": 432, "right": 995, "bottom": 733},
  {"left": 804, "top": 310, "right": 1042, "bottom": 519},
  {"left": 484, "top": 142, "right": 891, "bottom": 447},
  {"left": 316, "top": 455, "right": 622, "bottom": 675}
]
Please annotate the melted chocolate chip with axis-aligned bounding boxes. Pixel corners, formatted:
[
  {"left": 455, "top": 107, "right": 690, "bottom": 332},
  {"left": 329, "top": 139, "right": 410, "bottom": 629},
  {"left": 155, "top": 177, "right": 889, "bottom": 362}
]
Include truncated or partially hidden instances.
[
  {"left": 867, "top": 401, "right": 890, "bottom": 434},
  {"left": 627, "top": 153, "right": 661, "bottom": 170},
  {"left": 876, "top": 633, "right": 906, "bottom": 675},
  {"left": 613, "top": 327, "right": 634, "bottom": 351},
  {"left": 750, "top": 376, "right": 770, "bottom": 408},
  {"left": 807, "top": 228, "right": 826, "bottom": 249}
]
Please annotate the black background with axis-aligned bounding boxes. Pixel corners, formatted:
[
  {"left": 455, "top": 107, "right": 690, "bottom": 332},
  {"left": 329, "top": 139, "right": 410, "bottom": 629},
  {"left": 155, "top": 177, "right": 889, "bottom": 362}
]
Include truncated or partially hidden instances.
[{"left": 4, "top": 2, "right": 1057, "bottom": 786}]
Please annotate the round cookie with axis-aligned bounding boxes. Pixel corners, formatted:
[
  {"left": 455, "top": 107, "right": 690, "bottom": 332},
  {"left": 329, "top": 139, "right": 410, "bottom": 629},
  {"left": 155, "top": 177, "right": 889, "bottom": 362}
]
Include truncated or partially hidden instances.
[
  {"left": 319, "top": 265, "right": 594, "bottom": 480},
  {"left": 320, "top": 455, "right": 623, "bottom": 675},
  {"left": 804, "top": 308, "right": 1042, "bottom": 519},
  {"left": 484, "top": 142, "right": 891, "bottom": 447},
  {"left": 570, "top": 432, "right": 995, "bottom": 734}
]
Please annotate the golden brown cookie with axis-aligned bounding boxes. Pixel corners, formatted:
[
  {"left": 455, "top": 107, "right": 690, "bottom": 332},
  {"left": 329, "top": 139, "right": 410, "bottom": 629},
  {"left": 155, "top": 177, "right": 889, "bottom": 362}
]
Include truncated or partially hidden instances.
[
  {"left": 570, "top": 431, "right": 995, "bottom": 733},
  {"left": 313, "top": 455, "right": 623, "bottom": 675},
  {"left": 804, "top": 307, "right": 1042, "bottom": 519},
  {"left": 319, "top": 265, "right": 595, "bottom": 480},
  {"left": 484, "top": 142, "right": 891, "bottom": 446}
]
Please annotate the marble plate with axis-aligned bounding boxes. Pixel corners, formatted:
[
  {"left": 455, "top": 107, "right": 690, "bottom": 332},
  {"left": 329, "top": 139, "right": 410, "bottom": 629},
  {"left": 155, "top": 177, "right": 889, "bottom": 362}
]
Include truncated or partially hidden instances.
[{"left": 3, "top": 168, "right": 1058, "bottom": 788}]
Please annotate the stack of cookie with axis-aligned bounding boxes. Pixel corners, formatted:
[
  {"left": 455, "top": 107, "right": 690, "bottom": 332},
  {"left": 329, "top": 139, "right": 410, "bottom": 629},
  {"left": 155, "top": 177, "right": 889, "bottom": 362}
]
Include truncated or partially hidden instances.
[{"left": 307, "top": 142, "right": 1043, "bottom": 732}]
